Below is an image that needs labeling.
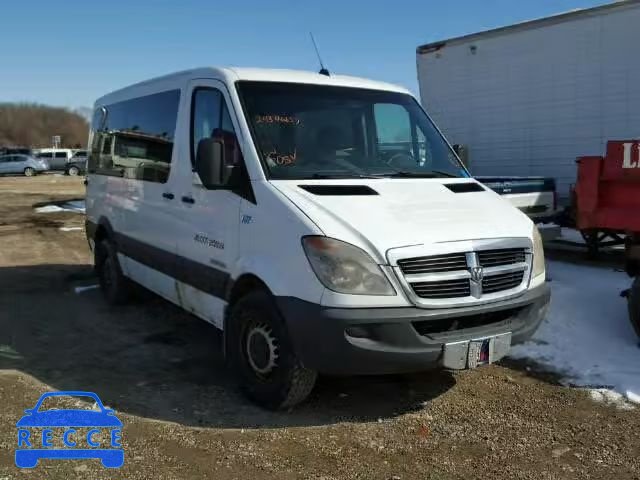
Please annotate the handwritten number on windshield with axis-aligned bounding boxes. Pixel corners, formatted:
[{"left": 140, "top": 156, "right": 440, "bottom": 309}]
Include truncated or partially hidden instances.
[
  {"left": 266, "top": 149, "right": 297, "bottom": 166},
  {"left": 256, "top": 115, "right": 301, "bottom": 126}
]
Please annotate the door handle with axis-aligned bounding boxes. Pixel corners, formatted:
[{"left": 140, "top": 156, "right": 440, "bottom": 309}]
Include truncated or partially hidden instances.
[
  {"left": 181, "top": 196, "right": 195, "bottom": 204},
  {"left": 162, "top": 192, "right": 175, "bottom": 200}
]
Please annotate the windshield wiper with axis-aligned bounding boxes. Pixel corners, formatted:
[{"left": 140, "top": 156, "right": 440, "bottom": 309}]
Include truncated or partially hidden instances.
[
  {"left": 382, "top": 170, "right": 458, "bottom": 178},
  {"left": 309, "top": 173, "right": 385, "bottom": 179}
]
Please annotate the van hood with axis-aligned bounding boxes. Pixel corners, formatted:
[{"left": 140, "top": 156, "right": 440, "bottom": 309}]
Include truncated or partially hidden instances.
[{"left": 271, "top": 179, "right": 534, "bottom": 263}]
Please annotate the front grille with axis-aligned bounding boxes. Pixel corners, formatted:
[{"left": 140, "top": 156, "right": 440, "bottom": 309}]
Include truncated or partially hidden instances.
[
  {"left": 398, "top": 246, "right": 529, "bottom": 305},
  {"left": 411, "top": 278, "right": 470, "bottom": 299},
  {"left": 477, "top": 248, "right": 526, "bottom": 268},
  {"left": 412, "top": 307, "right": 524, "bottom": 335},
  {"left": 397, "top": 253, "right": 467, "bottom": 274},
  {"left": 482, "top": 271, "right": 524, "bottom": 294}
]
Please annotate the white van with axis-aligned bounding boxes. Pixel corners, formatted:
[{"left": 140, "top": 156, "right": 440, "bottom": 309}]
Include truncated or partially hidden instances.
[
  {"left": 34, "top": 148, "right": 74, "bottom": 170},
  {"left": 85, "top": 67, "right": 550, "bottom": 409}
]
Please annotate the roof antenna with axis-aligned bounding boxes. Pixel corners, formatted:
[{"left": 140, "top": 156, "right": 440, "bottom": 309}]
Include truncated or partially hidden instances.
[{"left": 310, "top": 32, "right": 330, "bottom": 76}]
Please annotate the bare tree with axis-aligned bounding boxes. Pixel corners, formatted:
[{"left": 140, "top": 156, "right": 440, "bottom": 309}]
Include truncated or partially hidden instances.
[{"left": 0, "top": 103, "right": 89, "bottom": 148}]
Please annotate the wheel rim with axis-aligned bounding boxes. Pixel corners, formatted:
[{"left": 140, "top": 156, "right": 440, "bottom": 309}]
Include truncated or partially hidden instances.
[
  {"left": 69, "top": 167, "right": 79, "bottom": 176},
  {"left": 25, "top": 168, "right": 34, "bottom": 176},
  {"left": 244, "top": 321, "right": 279, "bottom": 379}
]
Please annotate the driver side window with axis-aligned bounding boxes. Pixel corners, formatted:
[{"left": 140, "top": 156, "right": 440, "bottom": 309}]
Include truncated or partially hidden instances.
[
  {"left": 191, "top": 87, "right": 244, "bottom": 182},
  {"left": 374, "top": 103, "right": 429, "bottom": 167}
]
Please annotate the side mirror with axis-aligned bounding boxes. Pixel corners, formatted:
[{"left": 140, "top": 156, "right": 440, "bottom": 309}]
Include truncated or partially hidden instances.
[{"left": 195, "top": 138, "right": 224, "bottom": 188}]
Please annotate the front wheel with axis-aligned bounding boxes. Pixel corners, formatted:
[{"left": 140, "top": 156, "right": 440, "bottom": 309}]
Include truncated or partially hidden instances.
[
  {"left": 24, "top": 167, "right": 35, "bottom": 177},
  {"left": 67, "top": 166, "right": 80, "bottom": 176},
  {"left": 226, "top": 290, "right": 317, "bottom": 410}
]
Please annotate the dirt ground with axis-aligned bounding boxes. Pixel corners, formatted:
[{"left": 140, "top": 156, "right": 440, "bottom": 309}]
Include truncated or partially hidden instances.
[{"left": 0, "top": 175, "right": 638, "bottom": 480}]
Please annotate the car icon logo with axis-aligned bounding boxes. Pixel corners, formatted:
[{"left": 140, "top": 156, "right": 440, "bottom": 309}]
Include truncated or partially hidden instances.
[{"left": 15, "top": 391, "right": 124, "bottom": 468}]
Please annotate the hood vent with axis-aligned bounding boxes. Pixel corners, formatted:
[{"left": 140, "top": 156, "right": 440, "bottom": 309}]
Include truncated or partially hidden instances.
[
  {"left": 298, "top": 185, "right": 379, "bottom": 196},
  {"left": 444, "top": 182, "right": 485, "bottom": 193}
]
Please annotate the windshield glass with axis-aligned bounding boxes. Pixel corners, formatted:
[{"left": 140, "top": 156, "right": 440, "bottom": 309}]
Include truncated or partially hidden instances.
[{"left": 238, "top": 81, "right": 467, "bottom": 180}]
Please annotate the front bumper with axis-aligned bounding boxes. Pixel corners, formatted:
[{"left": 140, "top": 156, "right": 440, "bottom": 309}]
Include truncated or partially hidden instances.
[{"left": 277, "top": 283, "right": 550, "bottom": 375}]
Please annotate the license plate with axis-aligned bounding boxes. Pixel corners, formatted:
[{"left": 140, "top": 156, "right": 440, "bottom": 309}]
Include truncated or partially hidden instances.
[
  {"left": 442, "top": 332, "right": 512, "bottom": 370},
  {"left": 467, "top": 338, "right": 491, "bottom": 368}
]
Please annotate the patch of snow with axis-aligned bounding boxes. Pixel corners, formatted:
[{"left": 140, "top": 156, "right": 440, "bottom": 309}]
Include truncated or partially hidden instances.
[
  {"left": 35, "top": 200, "right": 85, "bottom": 214},
  {"left": 510, "top": 260, "right": 640, "bottom": 406},
  {"left": 74, "top": 284, "right": 99, "bottom": 294},
  {"left": 35, "top": 205, "right": 65, "bottom": 213},
  {"left": 589, "top": 389, "right": 635, "bottom": 410},
  {"left": 59, "top": 226, "right": 83, "bottom": 232},
  {"left": 61, "top": 200, "right": 85, "bottom": 213}
]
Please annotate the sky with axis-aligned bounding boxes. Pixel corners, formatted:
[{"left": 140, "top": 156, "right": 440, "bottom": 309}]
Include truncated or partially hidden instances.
[{"left": 0, "top": 0, "right": 612, "bottom": 110}]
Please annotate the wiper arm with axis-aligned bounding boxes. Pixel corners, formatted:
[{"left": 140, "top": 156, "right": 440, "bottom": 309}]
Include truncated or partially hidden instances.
[
  {"left": 383, "top": 170, "right": 458, "bottom": 178},
  {"left": 310, "top": 173, "right": 385, "bottom": 179}
]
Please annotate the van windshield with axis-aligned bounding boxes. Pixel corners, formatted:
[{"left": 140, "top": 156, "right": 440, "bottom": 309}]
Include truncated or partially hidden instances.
[{"left": 238, "top": 81, "right": 467, "bottom": 180}]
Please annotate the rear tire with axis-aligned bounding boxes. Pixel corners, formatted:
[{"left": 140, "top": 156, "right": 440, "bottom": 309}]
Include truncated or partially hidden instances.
[
  {"left": 24, "top": 167, "right": 35, "bottom": 177},
  {"left": 226, "top": 290, "right": 317, "bottom": 410},
  {"left": 626, "top": 277, "right": 640, "bottom": 340},
  {"left": 95, "top": 238, "right": 131, "bottom": 305}
]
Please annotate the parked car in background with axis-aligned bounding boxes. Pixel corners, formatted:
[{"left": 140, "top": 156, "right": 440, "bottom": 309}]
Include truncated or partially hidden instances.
[
  {"left": 65, "top": 158, "right": 87, "bottom": 176},
  {"left": 71, "top": 150, "right": 88, "bottom": 161},
  {"left": 0, "top": 154, "right": 49, "bottom": 176},
  {"left": 34, "top": 149, "right": 74, "bottom": 170},
  {"left": 64, "top": 150, "right": 88, "bottom": 176}
]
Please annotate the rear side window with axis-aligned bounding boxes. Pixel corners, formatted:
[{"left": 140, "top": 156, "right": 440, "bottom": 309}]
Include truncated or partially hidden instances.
[
  {"left": 55, "top": 152, "right": 68, "bottom": 158},
  {"left": 38, "top": 152, "right": 53, "bottom": 159},
  {"left": 89, "top": 89, "right": 181, "bottom": 183}
]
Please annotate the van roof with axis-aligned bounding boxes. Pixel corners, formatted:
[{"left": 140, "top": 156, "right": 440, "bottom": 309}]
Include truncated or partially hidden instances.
[{"left": 96, "top": 67, "right": 410, "bottom": 106}]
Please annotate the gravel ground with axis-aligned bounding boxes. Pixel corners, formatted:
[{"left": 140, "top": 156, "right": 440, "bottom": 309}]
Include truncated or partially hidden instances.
[{"left": 0, "top": 175, "right": 638, "bottom": 479}]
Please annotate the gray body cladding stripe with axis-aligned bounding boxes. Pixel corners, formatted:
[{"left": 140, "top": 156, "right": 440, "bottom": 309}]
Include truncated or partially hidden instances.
[{"left": 87, "top": 220, "right": 230, "bottom": 300}]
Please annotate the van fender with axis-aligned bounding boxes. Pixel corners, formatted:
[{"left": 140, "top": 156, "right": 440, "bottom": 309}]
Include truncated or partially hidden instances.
[
  {"left": 222, "top": 254, "right": 324, "bottom": 360},
  {"left": 229, "top": 255, "right": 300, "bottom": 300}
]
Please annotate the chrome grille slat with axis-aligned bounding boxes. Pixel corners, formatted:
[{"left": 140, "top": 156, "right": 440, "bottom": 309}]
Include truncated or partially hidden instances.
[
  {"left": 397, "top": 253, "right": 468, "bottom": 274},
  {"left": 482, "top": 271, "right": 524, "bottom": 293},
  {"left": 477, "top": 249, "right": 526, "bottom": 268},
  {"left": 411, "top": 278, "right": 470, "bottom": 299},
  {"left": 484, "top": 277, "right": 522, "bottom": 287},
  {"left": 399, "top": 254, "right": 465, "bottom": 264}
]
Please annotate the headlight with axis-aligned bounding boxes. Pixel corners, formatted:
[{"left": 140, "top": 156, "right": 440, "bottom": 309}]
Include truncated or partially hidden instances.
[
  {"left": 532, "top": 226, "right": 546, "bottom": 279},
  {"left": 302, "top": 237, "right": 395, "bottom": 296}
]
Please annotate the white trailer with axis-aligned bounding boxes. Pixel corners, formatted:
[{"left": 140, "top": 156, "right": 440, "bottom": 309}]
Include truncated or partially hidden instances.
[{"left": 416, "top": 0, "right": 640, "bottom": 198}]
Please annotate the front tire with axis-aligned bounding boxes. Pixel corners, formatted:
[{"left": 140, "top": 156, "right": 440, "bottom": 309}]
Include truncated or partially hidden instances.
[
  {"left": 227, "top": 290, "right": 317, "bottom": 410},
  {"left": 95, "top": 238, "right": 131, "bottom": 305},
  {"left": 68, "top": 166, "right": 79, "bottom": 176},
  {"left": 24, "top": 167, "right": 35, "bottom": 177}
]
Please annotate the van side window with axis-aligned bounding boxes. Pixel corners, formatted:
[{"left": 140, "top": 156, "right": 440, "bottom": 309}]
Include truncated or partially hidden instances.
[
  {"left": 88, "top": 89, "right": 180, "bottom": 183},
  {"left": 191, "top": 88, "right": 244, "bottom": 185}
]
